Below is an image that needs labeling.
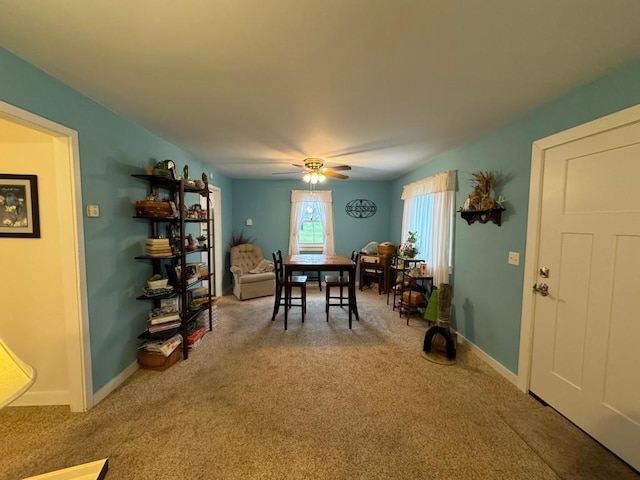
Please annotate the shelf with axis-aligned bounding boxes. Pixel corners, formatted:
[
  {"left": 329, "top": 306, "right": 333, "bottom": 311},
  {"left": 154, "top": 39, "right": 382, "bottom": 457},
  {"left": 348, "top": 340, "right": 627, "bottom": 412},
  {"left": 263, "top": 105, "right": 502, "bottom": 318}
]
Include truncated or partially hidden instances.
[
  {"left": 137, "top": 327, "right": 181, "bottom": 340},
  {"left": 131, "top": 174, "right": 207, "bottom": 194},
  {"left": 133, "top": 215, "right": 179, "bottom": 222},
  {"left": 135, "top": 255, "right": 177, "bottom": 260},
  {"left": 136, "top": 292, "right": 178, "bottom": 301},
  {"left": 458, "top": 207, "right": 505, "bottom": 226}
]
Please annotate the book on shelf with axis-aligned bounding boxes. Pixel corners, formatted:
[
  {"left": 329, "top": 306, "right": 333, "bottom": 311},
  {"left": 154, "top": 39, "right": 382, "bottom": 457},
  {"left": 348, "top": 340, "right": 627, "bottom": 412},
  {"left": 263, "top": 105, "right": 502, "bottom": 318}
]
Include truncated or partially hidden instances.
[
  {"left": 148, "top": 311, "right": 180, "bottom": 325},
  {"left": 144, "top": 238, "right": 172, "bottom": 257},
  {"left": 142, "top": 286, "right": 174, "bottom": 298},
  {"left": 190, "top": 286, "right": 208, "bottom": 298},
  {"left": 187, "top": 326, "right": 206, "bottom": 348},
  {"left": 147, "top": 320, "right": 181, "bottom": 333}
]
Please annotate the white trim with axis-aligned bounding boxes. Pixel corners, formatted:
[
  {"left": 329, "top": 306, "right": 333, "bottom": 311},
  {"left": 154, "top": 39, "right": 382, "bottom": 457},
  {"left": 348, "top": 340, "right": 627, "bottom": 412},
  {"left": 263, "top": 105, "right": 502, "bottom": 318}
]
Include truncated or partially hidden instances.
[
  {"left": 93, "top": 360, "right": 138, "bottom": 405},
  {"left": 0, "top": 100, "right": 92, "bottom": 411},
  {"left": 517, "top": 103, "right": 640, "bottom": 393},
  {"left": 211, "top": 186, "right": 223, "bottom": 298},
  {"left": 9, "top": 389, "right": 70, "bottom": 407},
  {"left": 456, "top": 331, "right": 518, "bottom": 386}
]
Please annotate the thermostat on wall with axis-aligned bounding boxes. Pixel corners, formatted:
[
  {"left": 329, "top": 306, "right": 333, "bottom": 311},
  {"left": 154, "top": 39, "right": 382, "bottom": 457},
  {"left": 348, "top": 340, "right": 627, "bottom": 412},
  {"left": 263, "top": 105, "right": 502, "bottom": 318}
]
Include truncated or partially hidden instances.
[{"left": 87, "top": 205, "right": 100, "bottom": 217}]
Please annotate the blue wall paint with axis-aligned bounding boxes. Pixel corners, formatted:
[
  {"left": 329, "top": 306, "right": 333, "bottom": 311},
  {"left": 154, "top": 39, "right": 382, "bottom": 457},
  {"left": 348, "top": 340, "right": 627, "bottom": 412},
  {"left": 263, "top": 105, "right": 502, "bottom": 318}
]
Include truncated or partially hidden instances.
[
  {"left": 230, "top": 180, "right": 393, "bottom": 263},
  {"left": 0, "top": 48, "right": 234, "bottom": 391},
  {"left": 3, "top": 43, "right": 639, "bottom": 390},
  {"left": 392, "top": 59, "right": 640, "bottom": 373}
]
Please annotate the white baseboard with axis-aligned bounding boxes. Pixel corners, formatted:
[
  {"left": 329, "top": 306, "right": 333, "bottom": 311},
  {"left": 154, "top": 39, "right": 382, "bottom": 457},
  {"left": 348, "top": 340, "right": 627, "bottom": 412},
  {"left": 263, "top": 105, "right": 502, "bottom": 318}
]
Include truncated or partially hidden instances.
[
  {"left": 454, "top": 331, "right": 518, "bottom": 386},
  {"left": 10, "top": 390, "right": 69, "bottom": 407},
  {"left": 93, "top": 360, "right": 139, "bottom": 406}
]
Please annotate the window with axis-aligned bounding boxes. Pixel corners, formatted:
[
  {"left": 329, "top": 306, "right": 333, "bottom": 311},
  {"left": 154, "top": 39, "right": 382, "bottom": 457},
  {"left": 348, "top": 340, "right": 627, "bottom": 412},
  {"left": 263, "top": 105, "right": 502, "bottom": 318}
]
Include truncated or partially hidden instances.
[
  {"left": 289, "top": 190, "right": 334, "bottom": 254},
  {"left": 401, "top": 170, "right": 456, "bottom": 287},
  {"left": 299, "top": 203, "right": 324, "bottom": 248}
]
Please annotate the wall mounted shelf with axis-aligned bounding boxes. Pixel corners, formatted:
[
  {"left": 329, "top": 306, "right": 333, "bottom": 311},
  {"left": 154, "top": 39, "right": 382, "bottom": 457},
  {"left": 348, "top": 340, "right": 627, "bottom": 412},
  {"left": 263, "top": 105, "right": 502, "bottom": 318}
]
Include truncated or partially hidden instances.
[{"left": 458, "top": 207, "right": 505, "bottom": 226}]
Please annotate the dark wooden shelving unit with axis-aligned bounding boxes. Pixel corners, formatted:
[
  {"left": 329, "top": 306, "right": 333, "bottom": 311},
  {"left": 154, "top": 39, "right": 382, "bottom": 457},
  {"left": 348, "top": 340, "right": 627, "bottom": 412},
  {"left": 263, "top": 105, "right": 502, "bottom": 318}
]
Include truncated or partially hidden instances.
[{"left": 132, "top": 174, "right": 215, "bottom": 360}]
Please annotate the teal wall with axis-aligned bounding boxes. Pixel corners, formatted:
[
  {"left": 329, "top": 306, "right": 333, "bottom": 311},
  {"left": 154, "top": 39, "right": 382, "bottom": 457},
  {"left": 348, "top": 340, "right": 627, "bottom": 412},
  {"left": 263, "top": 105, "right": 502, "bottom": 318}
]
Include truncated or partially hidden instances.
[
  {"left": 231, "top": 180, "right": 392, "bottom": 262},
  {"left": 391, "top": 59, "right": 640, "bottom": 373},
  {"left": 0, "top": 48, "right": 233, "bottom": 391},
  {"left": 2, "top": 43, "right": 639, "bottom": 392}
]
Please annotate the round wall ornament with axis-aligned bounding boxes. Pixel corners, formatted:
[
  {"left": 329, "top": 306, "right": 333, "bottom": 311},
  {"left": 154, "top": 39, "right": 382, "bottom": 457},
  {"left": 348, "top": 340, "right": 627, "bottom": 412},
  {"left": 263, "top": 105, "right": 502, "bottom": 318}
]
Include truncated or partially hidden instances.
[{"left": 345, "top": 199, "right": 377, "bottom": 218}]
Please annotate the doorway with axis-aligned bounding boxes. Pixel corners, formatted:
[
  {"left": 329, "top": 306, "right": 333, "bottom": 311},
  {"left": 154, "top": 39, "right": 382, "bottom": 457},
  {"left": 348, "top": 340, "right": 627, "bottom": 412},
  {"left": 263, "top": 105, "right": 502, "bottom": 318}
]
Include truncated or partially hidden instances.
[{"left": 0, "top": 100, "right": 91, "bottom": 412}]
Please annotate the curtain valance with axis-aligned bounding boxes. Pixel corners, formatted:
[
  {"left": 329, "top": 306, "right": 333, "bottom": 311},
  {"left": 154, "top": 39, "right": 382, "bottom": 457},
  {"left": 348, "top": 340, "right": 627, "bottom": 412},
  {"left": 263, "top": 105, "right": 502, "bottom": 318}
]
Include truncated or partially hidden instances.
[
  {"left": 291, "top": 190, "right": 332, "bottom": 203},
  {"left": 401, "top": 170, "right": 456, "bottom": 200}
]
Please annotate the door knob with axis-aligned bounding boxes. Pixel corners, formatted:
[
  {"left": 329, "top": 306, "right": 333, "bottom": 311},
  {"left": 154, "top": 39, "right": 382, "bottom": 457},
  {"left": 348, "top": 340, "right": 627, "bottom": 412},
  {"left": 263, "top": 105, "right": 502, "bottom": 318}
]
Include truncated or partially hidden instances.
[{"left": 532, "top": 283, "right": 549, "bottom": 296}]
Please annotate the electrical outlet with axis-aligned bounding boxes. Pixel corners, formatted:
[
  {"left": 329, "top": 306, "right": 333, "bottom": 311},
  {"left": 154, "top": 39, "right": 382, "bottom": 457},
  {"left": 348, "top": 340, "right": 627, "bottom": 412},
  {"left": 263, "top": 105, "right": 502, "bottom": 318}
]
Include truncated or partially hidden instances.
[{"left": 508, "top": 251, "right": 520, "bottom": 265}]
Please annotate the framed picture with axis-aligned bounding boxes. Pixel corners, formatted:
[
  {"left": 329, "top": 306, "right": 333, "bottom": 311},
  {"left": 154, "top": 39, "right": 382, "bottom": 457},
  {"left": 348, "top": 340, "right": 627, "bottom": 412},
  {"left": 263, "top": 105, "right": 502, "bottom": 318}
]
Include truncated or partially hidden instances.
[{"left": 0, "top": 174, "right": 40, "bottom": 238}]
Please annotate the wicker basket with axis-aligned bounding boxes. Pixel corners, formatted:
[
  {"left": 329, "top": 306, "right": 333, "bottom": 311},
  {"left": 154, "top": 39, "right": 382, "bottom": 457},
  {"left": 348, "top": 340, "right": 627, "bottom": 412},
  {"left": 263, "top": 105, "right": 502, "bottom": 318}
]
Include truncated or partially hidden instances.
[
  {"left": 377, "top": 244, "right": 396, "bottom": 256},
  {"left": 135, "top": 200, "right": 172, "bottom": 217},
  {"left": 137, "top": 345, "right": 182, "bottom": 371}
]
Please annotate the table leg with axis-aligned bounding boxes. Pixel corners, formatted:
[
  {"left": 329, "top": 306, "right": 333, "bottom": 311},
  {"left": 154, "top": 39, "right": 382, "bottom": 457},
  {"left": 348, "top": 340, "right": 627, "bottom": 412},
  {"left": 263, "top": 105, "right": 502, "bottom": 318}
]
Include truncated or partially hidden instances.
[{"left": 284, "top": 266, "right": 289, "bottom": 330}]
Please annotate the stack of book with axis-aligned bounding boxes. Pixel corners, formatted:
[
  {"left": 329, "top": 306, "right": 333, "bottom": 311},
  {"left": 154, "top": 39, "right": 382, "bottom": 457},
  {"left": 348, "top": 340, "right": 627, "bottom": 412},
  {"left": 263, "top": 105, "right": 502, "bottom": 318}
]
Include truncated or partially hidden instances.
[
  {"left": 144, "top": 238, "right": 172, "bottom": 257},
  {"left": 147, "top": 309, "right": 181, "bottom": 334},
  {"left": 196, "top": 298, "right": 218, "bottom": 331},
  {"left": 140, "top": 333, "right": 182, "bottom": 357},
  {"left": 187, "top": 326, "right": 206, "bottom": 349}
]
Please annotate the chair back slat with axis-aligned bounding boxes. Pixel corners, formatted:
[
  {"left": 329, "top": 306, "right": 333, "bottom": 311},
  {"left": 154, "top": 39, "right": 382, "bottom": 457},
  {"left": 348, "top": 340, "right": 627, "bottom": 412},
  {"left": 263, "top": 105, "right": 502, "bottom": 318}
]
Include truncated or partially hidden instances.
[{"left": 272, "top": 250, "right": 284, "bottom": 285}]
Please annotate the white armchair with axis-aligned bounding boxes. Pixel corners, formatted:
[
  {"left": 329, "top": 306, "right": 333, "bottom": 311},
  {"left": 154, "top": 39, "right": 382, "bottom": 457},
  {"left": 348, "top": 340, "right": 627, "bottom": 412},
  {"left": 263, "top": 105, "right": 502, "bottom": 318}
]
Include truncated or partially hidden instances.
[{"left": 230, "top": 243, "right": 276, "bottom": 300}]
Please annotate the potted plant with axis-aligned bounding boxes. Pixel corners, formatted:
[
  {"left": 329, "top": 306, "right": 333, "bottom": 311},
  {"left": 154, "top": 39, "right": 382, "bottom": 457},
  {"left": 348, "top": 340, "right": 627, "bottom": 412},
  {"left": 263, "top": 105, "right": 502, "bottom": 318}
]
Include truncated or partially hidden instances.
[
  {"left": 196, "top": 235, "right": 207, "bottom": 248},
  {"left": 398, "top": 231, "right": 419, "bottom": 258}
]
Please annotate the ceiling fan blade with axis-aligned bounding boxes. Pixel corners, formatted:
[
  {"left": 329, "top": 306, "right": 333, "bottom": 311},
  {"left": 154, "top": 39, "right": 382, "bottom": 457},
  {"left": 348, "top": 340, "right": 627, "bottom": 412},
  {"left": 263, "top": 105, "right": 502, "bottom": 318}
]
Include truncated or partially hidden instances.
[
  {"left": 323, "top": 170, "right": 349, "bottom": 179},
  {"left": 325, "top": 164, "right": 351, "bottom": 171},
  {"left": 291, "top": 163, "right": 305, "bottom": 168}
]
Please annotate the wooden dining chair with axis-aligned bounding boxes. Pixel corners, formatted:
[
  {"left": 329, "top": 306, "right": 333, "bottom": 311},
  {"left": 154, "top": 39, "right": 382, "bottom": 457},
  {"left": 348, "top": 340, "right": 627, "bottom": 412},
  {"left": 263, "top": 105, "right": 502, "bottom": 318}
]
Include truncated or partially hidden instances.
[
  {"left": 272, "top": 250, "right": 307, "bottom": 330},
  {"left": 324, "top": 250, "right": 359, "bottom": 327}
]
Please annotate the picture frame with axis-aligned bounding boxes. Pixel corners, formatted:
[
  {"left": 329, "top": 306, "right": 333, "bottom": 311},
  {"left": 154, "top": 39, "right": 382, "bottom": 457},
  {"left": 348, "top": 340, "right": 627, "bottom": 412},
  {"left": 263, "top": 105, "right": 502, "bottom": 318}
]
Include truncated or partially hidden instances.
[{"left": 0, "top": 174, "right": 40, "bottom": 238}]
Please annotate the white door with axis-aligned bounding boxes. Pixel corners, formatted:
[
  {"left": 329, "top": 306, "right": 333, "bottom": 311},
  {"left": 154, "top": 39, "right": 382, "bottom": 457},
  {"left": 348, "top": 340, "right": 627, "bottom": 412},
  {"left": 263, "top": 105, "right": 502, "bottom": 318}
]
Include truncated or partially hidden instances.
[{"left": 529, "top": 108, "right": 640, "bottom": 470}]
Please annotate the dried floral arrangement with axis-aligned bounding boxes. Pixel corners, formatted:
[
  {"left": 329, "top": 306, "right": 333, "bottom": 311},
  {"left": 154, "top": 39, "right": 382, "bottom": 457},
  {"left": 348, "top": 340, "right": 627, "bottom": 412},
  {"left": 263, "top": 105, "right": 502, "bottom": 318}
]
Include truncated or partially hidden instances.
[{"left": 463, "top": 171, "right": 504, "bottom": 210}]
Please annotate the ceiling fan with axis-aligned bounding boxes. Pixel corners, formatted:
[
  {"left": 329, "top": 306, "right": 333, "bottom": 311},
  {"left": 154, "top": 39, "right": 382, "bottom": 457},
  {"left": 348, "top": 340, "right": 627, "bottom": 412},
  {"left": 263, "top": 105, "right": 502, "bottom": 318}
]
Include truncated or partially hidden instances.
[{"left": 274, "top": 157, "right": 351, "bottom": 184}]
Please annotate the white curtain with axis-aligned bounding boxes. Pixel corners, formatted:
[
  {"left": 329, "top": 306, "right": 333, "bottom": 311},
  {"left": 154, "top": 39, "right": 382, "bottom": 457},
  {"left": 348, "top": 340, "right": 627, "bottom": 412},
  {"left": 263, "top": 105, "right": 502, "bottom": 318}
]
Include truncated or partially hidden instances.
[
  {"left": 289, "top": 190, "right": 335, "bottom": 254},
  {"left": 401, "top": 170, "right": 456, "bottom": 287}
]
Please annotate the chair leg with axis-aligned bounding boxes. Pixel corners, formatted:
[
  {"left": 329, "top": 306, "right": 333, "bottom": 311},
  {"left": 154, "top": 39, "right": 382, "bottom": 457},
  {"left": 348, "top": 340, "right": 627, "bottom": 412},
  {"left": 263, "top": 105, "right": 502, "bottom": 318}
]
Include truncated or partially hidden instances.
[
  {"left": 272, "top": 285, "right": 281, "bottom": 321},
  {"left": 302, "top": 285, "right": 306, "bottom": 322},
  {"left": 325, "top": 285, "right": 330, "bottom": 321}
]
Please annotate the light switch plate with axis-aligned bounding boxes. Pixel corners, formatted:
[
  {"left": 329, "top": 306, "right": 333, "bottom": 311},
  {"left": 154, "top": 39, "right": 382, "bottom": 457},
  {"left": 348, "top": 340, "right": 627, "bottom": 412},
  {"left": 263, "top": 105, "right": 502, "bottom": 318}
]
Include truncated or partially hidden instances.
[
  {"left": 508, "top": 251, "right": 519, "bottom": 265},
  {"left": 87, "top": 205, "right": 100, "bottom": 217}
]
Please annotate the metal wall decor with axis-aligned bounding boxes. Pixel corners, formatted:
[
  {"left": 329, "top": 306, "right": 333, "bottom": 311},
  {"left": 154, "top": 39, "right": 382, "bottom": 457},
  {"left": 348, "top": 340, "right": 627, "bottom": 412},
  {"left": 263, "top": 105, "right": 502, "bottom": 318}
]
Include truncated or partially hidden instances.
[{"left": 345, "top": 199, "right": 377, "bottom": 218}]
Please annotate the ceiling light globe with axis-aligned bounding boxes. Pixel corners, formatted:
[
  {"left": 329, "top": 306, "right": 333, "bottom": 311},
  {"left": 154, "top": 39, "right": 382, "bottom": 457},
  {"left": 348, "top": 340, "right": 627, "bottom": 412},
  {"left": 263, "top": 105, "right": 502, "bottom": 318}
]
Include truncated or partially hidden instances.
[{"left": 302, "top": 173, "right": 311, "bottom": 183}]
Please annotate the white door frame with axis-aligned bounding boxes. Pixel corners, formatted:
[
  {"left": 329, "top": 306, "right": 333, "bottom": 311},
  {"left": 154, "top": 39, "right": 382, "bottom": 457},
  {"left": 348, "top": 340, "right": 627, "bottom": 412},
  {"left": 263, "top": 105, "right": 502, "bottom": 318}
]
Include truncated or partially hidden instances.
[
  {"left": 517, "top": 103, "right": 640, "bottom": 392},
  {"left": 201, "top": 184, "right": 223, "bottom": 297},
  {"left": 212, "top": 186, "right": 223, "bottom": 297},
  {"left": 0, "top": 100, "right": 92, "bottom": 411}
]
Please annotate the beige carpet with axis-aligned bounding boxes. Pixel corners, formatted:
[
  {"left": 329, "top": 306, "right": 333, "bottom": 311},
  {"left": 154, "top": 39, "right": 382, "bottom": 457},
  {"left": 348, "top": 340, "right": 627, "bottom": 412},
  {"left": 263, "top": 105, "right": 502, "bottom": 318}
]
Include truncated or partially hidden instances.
[{"left": 1, "top": 287, "right": 637, "bottom": 479}]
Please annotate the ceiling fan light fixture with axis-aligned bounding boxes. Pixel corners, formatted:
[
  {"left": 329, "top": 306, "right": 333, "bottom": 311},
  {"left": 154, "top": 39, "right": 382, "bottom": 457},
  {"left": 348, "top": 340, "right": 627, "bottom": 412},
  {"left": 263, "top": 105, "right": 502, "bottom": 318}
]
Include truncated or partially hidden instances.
[{"left": 302, "top": 173, "right": 311, "bottom": 183}]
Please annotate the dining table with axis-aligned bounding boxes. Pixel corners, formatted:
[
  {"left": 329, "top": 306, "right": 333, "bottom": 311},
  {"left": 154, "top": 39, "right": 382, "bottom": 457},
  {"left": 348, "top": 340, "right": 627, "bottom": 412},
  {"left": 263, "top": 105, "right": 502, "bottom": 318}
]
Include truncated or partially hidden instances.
[{"left": 283, "top": 253, "right": 359, "bottom": 328}]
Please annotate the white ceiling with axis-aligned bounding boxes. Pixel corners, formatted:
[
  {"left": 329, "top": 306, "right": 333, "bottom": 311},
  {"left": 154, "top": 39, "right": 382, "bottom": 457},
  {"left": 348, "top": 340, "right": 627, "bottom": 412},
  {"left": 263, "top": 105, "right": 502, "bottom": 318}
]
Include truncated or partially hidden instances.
[{"left": 1, "top": 0, "right": 640, "bottom": 180}]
